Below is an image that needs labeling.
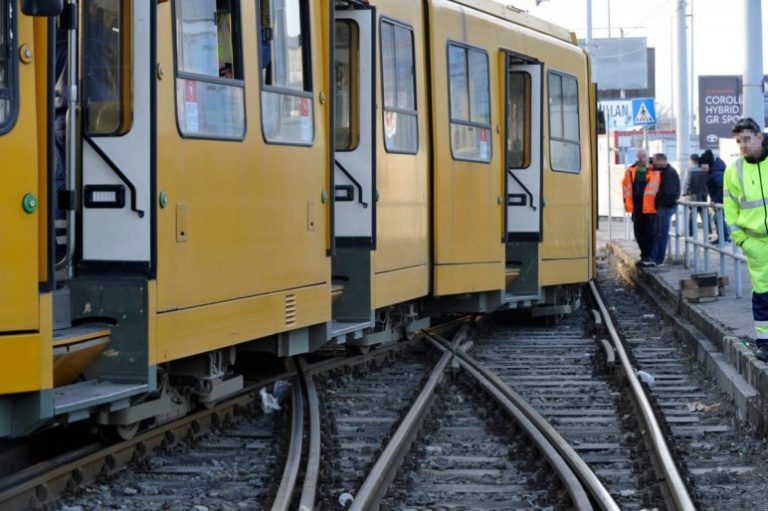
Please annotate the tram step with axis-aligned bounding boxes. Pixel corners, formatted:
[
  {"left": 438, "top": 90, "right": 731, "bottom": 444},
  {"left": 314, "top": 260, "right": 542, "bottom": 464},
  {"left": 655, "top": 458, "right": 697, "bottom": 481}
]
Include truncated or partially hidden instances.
[{"left": 53, "top": 324, "right": 112, "bottom": 386}]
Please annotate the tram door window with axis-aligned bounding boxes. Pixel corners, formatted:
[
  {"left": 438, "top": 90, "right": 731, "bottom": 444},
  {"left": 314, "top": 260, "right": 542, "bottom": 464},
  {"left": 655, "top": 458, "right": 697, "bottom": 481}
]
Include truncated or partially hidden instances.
[
  {"left": 258, "top": 0, "right": 313, "bottom": 145},
  {"left": 507, "top": 72, "right": 530, "bottom": 169},
  {"left": 380, "top": 19, "right": 417, "bottom": 154},
  {"left": 334, "top": 20, "right": 358, "bottom": 151},
  {"left": 505, "top": 60, "right": 543, "bottom": 242},
  {"left": 175, "top": 0, "right": 245, "bottom": 139},
  {"left": 548, "top": 71, "right": 580, "bottom": 173},
  {"left": 447, "top": 43, "right": 491, "bottom": 162},
  {"left": 83, "top": 0, "right": 132, "bottom": 136},
  {"left": 0, "top": 1, "right": 14, "bottom": 132}
]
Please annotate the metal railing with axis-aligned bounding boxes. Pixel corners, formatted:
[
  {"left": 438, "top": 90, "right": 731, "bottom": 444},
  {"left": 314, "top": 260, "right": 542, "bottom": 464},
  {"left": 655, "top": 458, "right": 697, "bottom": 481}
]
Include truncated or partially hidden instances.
[{"left": 672, "top": 200, "right": 747, "bottom": 297}]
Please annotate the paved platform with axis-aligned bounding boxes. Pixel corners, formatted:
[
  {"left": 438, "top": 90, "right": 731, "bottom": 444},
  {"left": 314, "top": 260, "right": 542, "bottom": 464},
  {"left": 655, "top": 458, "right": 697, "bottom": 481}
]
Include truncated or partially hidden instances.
[{"left": 596, "top": 218, "right": 768, "bottom": 426}]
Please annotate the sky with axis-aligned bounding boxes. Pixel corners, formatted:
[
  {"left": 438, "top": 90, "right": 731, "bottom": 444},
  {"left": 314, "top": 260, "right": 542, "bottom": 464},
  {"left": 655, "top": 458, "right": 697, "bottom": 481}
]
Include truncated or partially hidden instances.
[{"left": 498, "top": 0, "right": 768, "bottom": 115}]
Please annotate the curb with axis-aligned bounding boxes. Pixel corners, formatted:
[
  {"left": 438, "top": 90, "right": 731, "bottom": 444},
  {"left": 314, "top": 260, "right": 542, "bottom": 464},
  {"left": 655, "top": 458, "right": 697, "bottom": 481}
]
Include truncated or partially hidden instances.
[{"left": 604, "top": 242, "right": 768, "bottom": 428}]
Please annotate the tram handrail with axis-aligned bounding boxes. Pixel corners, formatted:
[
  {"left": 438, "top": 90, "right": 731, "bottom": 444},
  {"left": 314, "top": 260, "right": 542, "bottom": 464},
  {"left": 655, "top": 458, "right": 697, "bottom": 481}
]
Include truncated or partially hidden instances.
[{"left": 589, "top": 280, "right": 696, "bottom": 511}]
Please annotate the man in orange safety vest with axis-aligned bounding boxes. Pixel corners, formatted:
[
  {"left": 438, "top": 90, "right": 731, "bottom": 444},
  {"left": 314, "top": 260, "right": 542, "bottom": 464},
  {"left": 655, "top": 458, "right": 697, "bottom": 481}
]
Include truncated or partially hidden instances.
[{"left": 622, "top": 148, "right": 661, "bottom": 266}]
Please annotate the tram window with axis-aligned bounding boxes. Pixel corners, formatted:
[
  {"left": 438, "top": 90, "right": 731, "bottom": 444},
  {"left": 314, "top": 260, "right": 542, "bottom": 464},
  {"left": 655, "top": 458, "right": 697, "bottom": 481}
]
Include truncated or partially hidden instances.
[
  {"left": 507, "top": 72, "right": 530, "bottom": 169},
  {"left": 380, "top": 19, "right": 417, "bottom": 154},
  {"left": 335, "top": 20, "right": 358, "bottom": 151},
  {"left": 448, "top": 43, "right": 491, "bottom": 162},
  {"left": 175, "top": 0, "right": 245, "bottom": 140},
  {"left": 83, "top": 0, "right": 132, "bottom": 136},
  {"left": 0, "top": 1, "right": 15, "bottom": 133},
  {"left": 548, "top": 71, "right": 580, "bottom": 173},
  {"left": 258, "top": 0, "right": 314, "bottom": 145}
]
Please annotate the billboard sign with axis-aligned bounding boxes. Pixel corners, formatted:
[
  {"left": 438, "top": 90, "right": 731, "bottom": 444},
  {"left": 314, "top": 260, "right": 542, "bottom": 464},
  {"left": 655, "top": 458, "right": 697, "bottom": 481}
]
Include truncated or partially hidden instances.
[
  {"left": 699, "top": 75, "right": 768, "bottom": 149},
  {"left": 591, "top": 38, "right": 648, "bottom": 91}
]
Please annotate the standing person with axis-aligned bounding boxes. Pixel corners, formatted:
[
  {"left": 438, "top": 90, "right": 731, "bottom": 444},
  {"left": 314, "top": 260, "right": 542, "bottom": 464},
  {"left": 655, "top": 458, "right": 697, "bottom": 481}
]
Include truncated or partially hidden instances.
[
  {"left": 700, "top": 149, "right": 731, "bottom": 244},
  {"left": 622, "top": 149, "right": 660, "bottom": 266},
  {"left": 683, "top": 153, "right": 712, "bottom": 235},
  {"left": 650, "top": 153, "right": 680, "bottom": 267},
  {"left": 724, "top": 117, "right": 768, "bottom": 361}
]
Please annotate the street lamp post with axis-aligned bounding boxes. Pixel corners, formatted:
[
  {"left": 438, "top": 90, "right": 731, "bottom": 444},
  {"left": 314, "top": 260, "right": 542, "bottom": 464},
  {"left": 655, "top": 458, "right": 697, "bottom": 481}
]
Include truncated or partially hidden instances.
[{"left": 744, "top": 0, "right": 765, "bottom": 128}]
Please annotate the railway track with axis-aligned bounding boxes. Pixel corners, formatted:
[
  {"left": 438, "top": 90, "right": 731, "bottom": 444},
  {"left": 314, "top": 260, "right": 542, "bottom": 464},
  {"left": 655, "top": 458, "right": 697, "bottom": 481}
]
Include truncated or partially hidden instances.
[
  {"left": 10, "top": 262, "right": 768, "bottom": 510},
  {"left": 335, "top": 325, "right": 618, "bottom": 510},
  {"left": 470, "top": 310, "right": 659, "bottom": 510},
  {"left": 313, "top": 351, "right": 433, "bottom": 509},
  {"left": 384, "top": 375, "right": 566, "bottom": 509},
  {"left": 599, "top": 253, "right": 768, "bottom": 509}
]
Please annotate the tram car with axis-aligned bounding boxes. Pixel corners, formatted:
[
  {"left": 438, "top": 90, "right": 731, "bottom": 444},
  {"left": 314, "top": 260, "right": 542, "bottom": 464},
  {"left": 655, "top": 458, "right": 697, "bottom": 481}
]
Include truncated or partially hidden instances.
[{"left": 0, "top": 0, "right": 597, "bottom": 437}]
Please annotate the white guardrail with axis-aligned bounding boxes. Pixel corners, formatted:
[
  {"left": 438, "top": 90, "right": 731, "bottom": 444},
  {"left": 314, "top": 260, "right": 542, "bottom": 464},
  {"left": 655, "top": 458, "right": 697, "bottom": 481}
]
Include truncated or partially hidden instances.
[{"left": 620, "top": 200, "right": 748, "bottom": 297}]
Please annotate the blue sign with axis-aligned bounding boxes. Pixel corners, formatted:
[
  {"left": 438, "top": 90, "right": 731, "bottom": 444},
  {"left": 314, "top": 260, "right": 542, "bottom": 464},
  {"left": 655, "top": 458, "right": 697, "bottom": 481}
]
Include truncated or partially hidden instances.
[{"left": 631, "top": 98, "right": 656, "bottom": 126}]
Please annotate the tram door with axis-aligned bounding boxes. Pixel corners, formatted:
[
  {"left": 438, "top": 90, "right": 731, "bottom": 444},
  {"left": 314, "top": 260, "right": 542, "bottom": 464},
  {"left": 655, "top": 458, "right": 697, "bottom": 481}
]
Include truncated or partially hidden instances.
[
  {"left": 80, "top": 0, "right": 151, "bottom": 265},
  {"left": 333, "top": 7, "right": 375, "bottom": 246},
  {"left": 505, "top": 59, "right": 543, "bottom": 242},
  {"left": 0, "top": 8, "right": 39, "bottom": 332}
]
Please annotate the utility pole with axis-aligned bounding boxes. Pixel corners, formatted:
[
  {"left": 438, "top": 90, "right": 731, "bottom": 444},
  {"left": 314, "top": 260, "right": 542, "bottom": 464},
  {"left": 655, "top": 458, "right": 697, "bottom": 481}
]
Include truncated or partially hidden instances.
[
  {"left": 586, "top": 0, "right": 592, "bottom": 53},
  {"left": 743, "top": 0, "right": 765, "bottom": 128},
  {"left": 689, "top": 1, "right": 695, "bottom": 138},
  {"left": 676, "top": 0, "right": 689, "bottom": 165}
]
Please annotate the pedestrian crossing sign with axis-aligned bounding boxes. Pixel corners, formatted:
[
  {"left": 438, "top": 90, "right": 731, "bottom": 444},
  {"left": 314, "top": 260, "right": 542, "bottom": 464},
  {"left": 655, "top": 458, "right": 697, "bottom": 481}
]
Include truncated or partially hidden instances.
[{"left": 631, "top": 98, "right": 656, "bottom": 126}]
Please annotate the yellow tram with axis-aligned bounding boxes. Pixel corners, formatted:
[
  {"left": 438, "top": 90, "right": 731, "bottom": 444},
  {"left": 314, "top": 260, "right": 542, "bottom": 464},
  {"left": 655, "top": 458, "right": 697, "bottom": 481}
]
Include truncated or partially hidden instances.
[{"left": 0, "top": 0, "right": 597, "bottom": 437}]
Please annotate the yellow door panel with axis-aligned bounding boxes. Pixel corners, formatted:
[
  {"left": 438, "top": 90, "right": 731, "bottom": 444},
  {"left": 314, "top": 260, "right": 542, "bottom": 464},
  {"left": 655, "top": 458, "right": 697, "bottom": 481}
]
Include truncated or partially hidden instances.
[
  {"left": 372, "top": 0, "right": 430, "bottom": 276},
  {"left": 155, "top": 3, "right": 330, "bottom": 313},
  {"left": 428, "top": 0, "right": 505, "bottom": 294},
  {"left": 0, "top": 11, "right": 39, "bottom": 332}
]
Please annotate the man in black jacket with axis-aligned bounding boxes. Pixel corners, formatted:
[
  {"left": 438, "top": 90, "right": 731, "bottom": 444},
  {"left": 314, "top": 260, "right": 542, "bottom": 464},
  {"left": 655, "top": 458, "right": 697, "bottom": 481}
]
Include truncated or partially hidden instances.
[
  {"left": 683, "top": 153, "right": 712, "bottom": 235},
  {"left": 700, "top": 149, "right": 731, "bottom": 243},
  {"left": 649, "top": 153, "right": 680, "bottom": 266}
]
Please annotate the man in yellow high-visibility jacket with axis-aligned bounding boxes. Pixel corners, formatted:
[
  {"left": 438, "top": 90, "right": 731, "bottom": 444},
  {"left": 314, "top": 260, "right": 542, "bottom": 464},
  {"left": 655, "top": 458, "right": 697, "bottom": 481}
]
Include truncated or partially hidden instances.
[{"left": 724, "top": 117, "right": 768, "bottom": 361}]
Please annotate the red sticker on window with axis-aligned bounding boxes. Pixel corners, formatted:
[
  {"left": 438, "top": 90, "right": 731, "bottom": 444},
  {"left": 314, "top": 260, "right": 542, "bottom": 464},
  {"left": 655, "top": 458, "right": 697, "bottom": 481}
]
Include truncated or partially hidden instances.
[
  {"left": 185, "top": 80, "right": 198, "bottom": 102},
  {"left": 299, "top": 97, "right": 310, "bottom": 117}
]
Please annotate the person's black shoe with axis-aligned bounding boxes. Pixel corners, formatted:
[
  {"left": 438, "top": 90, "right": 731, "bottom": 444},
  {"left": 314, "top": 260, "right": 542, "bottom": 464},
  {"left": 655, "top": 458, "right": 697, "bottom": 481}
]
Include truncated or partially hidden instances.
[{"left": 754, "top": 345, "right": 768, "bottom": 362}]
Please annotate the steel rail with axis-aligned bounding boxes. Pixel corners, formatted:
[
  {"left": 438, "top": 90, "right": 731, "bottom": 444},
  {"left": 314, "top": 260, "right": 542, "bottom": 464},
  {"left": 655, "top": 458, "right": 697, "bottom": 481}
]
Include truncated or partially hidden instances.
[
  {"left": 589, "top": 280, "right": 696, "bottom": 511},
  {"left": 429, "top": 337, "right": 594, "bottom": 510},
  {"left": 271, "top": 372, "right": 304, "bottom": 511},
  {"left": 297, "top": 357, "right": 321, "bottom": 511},
  {"left": 427, "top": 333, "right": 619, "bottom": 511},
  {"left": 349, "top": 348, "right": 453, "bottom": 510},
  {"left": 0, "top": 389, "right": 260, "bottom": 510}
]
